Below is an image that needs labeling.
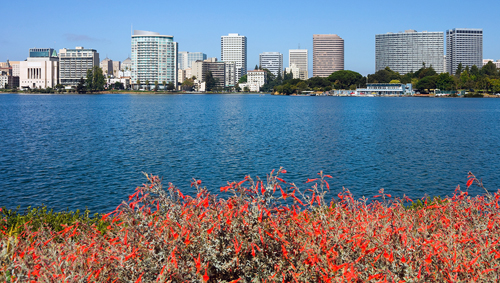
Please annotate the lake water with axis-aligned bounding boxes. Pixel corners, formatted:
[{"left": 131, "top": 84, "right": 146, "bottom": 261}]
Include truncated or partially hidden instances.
[{"left": 1, "top": 93, "right": 499, "bottom": 213}]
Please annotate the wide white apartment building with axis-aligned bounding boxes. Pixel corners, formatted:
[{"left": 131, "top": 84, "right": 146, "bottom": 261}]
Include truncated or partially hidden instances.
[
  {"left": 446, "top": 28, "right": 483, "bottom": 75},
  {"left": 131, "top": 30, "right": 178, "bottom": 89},
  {"left": 483, "top": 59, "right": 500, "bottom": 69},
  {"left": 19, "top": 48, "right": 59, "bottom": 89},
  {"left": 59, "top": 47, "right": 99, "bottom": 86},
  {"left": 259, "top": 52, "right": 283, "bottom": 77},
  {"left": 178, "top": 51, "right": 207, "bottom": 70},
  {"left": 375, "top": 30, "right": 444, "bottom": 74},
  {"left": 221, "top": 33, "right": 247, "bottom": 80},
  {"left": 289, "top": 49, "right": 308, "bottom": 80},
  {"left": 246, "top": 70, "right": 266, "bottom": 92}
]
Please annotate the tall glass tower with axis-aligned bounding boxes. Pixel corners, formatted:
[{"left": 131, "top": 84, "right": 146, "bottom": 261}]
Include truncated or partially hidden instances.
[
  {"left": 446, "top": 28, "right": 483, "bottom": 75},
  {"left": 221, "top": 33, "right": 247, "bottom": 80},
  {"left": 131, "top": 30, "right": 178, "bottom": 89}
]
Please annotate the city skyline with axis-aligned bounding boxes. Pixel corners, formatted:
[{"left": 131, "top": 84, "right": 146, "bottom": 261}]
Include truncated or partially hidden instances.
[{"left": 1, "top": 0, "right": 499, "bottom": 76}]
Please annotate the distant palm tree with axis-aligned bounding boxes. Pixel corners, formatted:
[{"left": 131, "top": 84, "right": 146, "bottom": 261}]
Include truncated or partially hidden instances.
[
  {"left": 145, "top": 80, "right": 150, "bottom": 91},
  {"left": 136, "top": 79, "right": 140, "bottom": 90}
]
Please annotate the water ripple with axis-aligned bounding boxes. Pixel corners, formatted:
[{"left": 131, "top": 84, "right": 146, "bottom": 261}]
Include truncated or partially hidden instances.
[{"left": 1, "top": 94, "right": 499, "bottom": 212}]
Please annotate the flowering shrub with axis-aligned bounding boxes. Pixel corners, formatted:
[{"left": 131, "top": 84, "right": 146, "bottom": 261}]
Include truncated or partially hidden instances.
[{"left": 1, "top": 170, "right": 500, "bottom": 282}]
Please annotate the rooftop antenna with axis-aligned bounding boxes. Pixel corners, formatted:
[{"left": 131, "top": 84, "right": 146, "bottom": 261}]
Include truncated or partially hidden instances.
[{"left": 298, "top": 43, "right": 300, "bottom": 49}]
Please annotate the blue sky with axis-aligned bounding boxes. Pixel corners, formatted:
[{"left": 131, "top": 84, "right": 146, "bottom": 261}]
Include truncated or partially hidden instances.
[{"left": 2, "top": 0, "right": 499, "bottom": 76}]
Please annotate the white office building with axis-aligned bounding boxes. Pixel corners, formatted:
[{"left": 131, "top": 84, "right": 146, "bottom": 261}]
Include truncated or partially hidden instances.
[
  {"left": 375, "top": 30, "right": 444, "bottom": 74},
  {"left": 131, "top": 30, "right": 178, "bottom": 89},
  {"left": 289, "top": 49, "right": 308, "bottom": 80},
  {"left": 19, "top": 48, "right": 59, "bottom": 89},
  {"left": 247, "top": 70, "right": 266, "bottom": 92},
  {"left": 178, "top": 51, "right": 207, "bottom": 70},
  {"left": 59, "top": 47, "right": 99, "bottom": 86},
  {"left": 285, "top": 64, "right": 301, "bottom": 79},
  {"left": 446, "top": 28, "right": 483, "bottom": 75},
  {"left": 221, "top": 33, "right": 247, "bottom": 80},
  {"left": 259, "top": 52, "right": 283, "bottom": 77}
]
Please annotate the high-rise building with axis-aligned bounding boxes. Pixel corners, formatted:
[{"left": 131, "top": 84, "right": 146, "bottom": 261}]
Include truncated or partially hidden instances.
[
  {"left": 259, "top": 52, "right": 283, "bottom": 78},
  {"left": 375, "top": 30, "right": 444, "bottom": 74},
  {"left": 59, "top": 46, "right": 99, "bottom": 86},
  {"left": 221, "top": 33, "right": 247, "bottom": 80},
  {"left": 131, "top": 30, "right": 178, "bottom": 89},
  {"left": 446, "top": 28, "right": 483, "bottom": 75},
  {"left": 19, "top": 48, "right": 59, "bottom": 89},
  {"left": 178, "top": 51, "right": 207, "bottom": 70},
  {"left": 313, "top": 34, "right": 344, "bottom": 77},
  {"left": 289, "top": 49, "right": 308, "bottom": 80}
]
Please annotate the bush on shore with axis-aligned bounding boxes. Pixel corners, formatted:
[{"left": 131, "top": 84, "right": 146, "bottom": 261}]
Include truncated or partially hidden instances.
[{"left": 1, "top": 170, "right": 500, "bottom": 282}]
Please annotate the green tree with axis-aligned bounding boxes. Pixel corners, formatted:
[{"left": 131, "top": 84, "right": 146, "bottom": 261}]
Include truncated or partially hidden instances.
[
  {"left": 76, "top": 77, "right": 86, "bottom": 94},
  {"left": 136, "top": 79, "right": 141, "bottom": 90},
  {"left": 490, "top": 79, "right": 500, "bottom": 93},
  {"left": 154, "top": 81, "right": 159, "bottom": 92},
  {"left": 255, "top": 65, "right": 259, "bottom": 70},
  {"left": 145, "top": 80, "right": 150, "bottom": 91},
  {"left": 414, "top": 66, "right": 437, "bottom": 79},
  {"left": 85, "top": 66, "right": 105, "bottom": 93},
  {"left": 328, "top": 70, "right": 364, "bottom": 89},
  {"left": 415, "top": 76, "right": 437, "bottom": 93},
  {"left": 181, "top": 79, "right": 194, "bottom": 91},
  {"left": 86, "top": 69, "right": 94, "bottom": 92},
  {"left": 283, "top": 70, "right": 293, "bottom": 81},
  {"left": 167, "top": 82, "right": 175, "bottom": 91},
  {"left": 295, "top": 81, "right": 308, "bottom": 93},
  {"left": 205, "top": 71, "right": 217, "bottom": 91},
  {"left": 55, "top": 84, "right": 64, "bottom": 93},
  {"left": 436, "top": 73, "right": 455, "bottom": 91},
  {"left": 114, "top": 81, "right": 124, "bottom": 90},
  {"left": 481, "top": 61, "right": 498, "bottom": 77},
  {"left": 238, "top": 74, "right": 247, "bottom": 84},
  {"left": 455, "top": 63, "right": 463, "bottom": 78},
  {"left": 368, "top": 67, "right": 400, "bottom": 83},
  {"left": 307, "top": 76, "right": 330, "bottom": 89},
  {"left": 162, "top": 81, "right": 166, "bottom": 91},
  {"left": 243, "top": 86, "right": 250, "bottom": 92},
  {"left": 470, "top": 65, "right": 479, "bottom": 77}
]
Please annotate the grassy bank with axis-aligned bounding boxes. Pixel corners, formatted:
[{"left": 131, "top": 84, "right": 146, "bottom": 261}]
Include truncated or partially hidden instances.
[{"left": 1, "top": 171, "right": 499, "bottom": 282}]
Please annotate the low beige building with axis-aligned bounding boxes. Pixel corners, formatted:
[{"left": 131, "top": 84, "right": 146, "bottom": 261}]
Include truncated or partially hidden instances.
[
  {"left": 100, "top": 58, "right": 113, "bottom": 76},
  {"left": 112, "top": 61, "right": 121, "bottom": 77},
  {"left": 19, "top": 48, "right": 59, "bottom": 89}
]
